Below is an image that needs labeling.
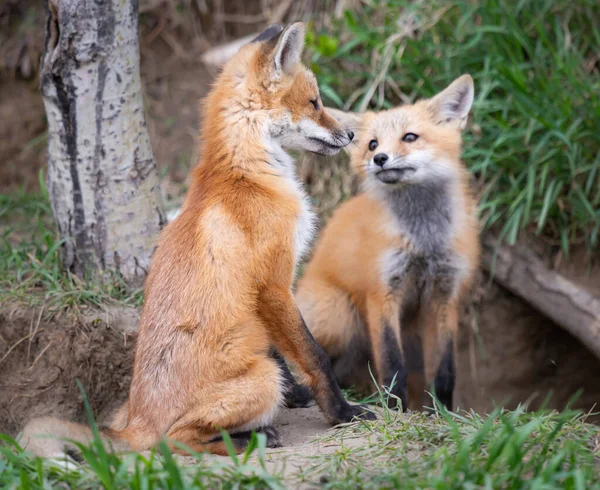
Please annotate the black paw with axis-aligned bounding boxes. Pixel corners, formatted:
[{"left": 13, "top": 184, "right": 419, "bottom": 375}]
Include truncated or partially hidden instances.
[
  {"left": 334, "top": 403, "right": 377, "bottom": 424},
  {"left": 259, "top": 425, "right": 282, "bottom": 448},
  {"left": 284, "top": 384, "right": 313, "bottom": 408}
]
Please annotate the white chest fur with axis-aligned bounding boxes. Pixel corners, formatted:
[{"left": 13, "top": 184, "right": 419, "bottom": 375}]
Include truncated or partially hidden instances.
[
  {"left": 268, "top": 143, "right": 316, "bottom": 269},
  {"left": 294, "top": 190, "right": 316, "bottom": 267}
]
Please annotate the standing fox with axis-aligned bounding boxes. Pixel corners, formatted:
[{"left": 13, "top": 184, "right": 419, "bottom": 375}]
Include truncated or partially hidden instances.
[
  {"left": 20, "top": 23, "right": 373, "bottom": 459},
  {"left": 295, "top": 75, "right": 480, "bottom": 411}
]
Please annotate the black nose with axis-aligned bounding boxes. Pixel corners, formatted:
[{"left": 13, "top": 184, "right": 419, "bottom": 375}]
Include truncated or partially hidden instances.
[
  {"left": 374, "top": 153, "right": 388, "bottom": 167},
  {"left": 347, "top": 130, "right": 354, "bottom": 141}
]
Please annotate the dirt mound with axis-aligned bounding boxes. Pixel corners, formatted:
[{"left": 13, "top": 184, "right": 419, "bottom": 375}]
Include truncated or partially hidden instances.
[
  {"left": 456, "top": 276, "right": 600, "bottom": 422},
  {"left": 0, "top": 306, "right": 138, "bottom": 436}
]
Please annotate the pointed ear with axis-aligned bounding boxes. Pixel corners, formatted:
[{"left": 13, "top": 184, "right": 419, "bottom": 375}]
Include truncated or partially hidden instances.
[
  {"left": 250, "top": 24, "right": 283, "bottom": 44},
  {"left": 427, "top": 74, "right": 474, "bottom": 128},
  {"left": 273, "top": 22, "right": 305, "bottom": 76}
]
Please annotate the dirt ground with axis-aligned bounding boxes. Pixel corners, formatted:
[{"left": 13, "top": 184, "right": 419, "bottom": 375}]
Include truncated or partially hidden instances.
[
  {"left": 456, "top": 278, "right": 600, "bottom": 422},
  {"left": 0, "top": 306, "right": 137, "bottom": 436}
]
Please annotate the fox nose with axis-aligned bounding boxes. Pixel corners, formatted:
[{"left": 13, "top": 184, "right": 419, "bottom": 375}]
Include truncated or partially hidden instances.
[
  {"left": 347, "top": 130, "right": 354, "bottom": 141},
  {"left": 373, "top": 153, "right": 388, "bottom": 167}
]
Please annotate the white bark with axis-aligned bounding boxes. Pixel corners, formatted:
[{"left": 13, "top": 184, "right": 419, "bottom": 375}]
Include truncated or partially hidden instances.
[{"left": 41, "top": 0, "right": 165, "bottom": 287}]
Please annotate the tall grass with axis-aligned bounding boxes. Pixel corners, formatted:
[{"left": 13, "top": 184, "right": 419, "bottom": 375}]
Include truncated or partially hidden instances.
[{"left": 307, "top": 0, "right": 600, "bottom": 255}]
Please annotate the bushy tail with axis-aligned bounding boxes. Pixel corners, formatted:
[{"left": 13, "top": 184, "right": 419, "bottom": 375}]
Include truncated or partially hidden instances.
[{"left": 19, "top": 416, "right": 130, "bottom": 460}]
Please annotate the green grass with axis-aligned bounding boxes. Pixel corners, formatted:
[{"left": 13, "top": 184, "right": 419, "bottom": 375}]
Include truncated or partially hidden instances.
[
  {"left": 2, "top": 404, "right": 598, "bottom": 489},
  {"left": 0, "top": 433, "right": 284, "bottom": 490},
  {"left": 0, "top": 186, "right": 143, "bottom": 310},
  {"left": 307, "top": 0, "right": 600, "bottom": 256},
  {"left": 296, "top": 406, "right": 600, "bottom": 489}
]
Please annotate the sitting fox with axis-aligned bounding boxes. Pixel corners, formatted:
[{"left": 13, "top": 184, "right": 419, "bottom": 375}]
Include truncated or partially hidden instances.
[
  {"left": 295, "top": 75, "right": 480, "bottom": 411},
  {"left": 20, "top": 22, "right": 373, "bottom": 459}
]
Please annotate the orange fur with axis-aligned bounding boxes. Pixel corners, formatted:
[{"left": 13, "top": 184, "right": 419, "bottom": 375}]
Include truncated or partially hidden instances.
[
  {"left": 20, "top": 23, "right": 371, "bottom": 460},
  {"left": 296, "top": 75, "right": 480, "bottom": 411}
]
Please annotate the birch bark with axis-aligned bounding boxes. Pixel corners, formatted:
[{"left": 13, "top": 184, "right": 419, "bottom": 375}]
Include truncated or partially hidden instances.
[{"left": 41, "top": 0, "right": 165, "bottom": 287}]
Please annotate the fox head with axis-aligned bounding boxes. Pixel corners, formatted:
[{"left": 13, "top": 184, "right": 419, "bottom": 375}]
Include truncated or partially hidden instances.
[
  {"left": 331, "top": 75, "right": 474, "bottom": 189},
  {"left": 216, "top": 23, "right": 354, "bottom": 156}
]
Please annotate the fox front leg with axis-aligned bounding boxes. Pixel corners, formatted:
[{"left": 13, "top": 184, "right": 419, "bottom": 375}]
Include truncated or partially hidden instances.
[
  {"left": 365, "top": 294, "right": 408, "bottom": 411},
  {"left": 259, "top": 288, "right": 376, "bottom": 424}
]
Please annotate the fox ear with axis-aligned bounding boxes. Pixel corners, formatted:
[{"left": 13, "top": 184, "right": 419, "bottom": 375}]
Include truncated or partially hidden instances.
[
  {"left": 250, "top": 24, "right": 284, "bottom": 44},
  {"left": 427, "top": 74, "right": 474, "bottom": 128},
  {"left": 273, "top": 22, "right": 305, "bottom": 76}
]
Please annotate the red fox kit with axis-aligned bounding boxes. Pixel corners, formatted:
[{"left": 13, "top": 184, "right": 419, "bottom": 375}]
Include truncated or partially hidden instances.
[
  {"left": 295, "top": 75, "right": 480, "bottom": 411},
  {"left": 20, "top": 23, "right": 373, "bottom": 459}
]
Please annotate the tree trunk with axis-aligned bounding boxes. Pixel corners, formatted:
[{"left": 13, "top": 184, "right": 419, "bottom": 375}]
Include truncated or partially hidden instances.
[{"left": 41, "top": 0, "right": 165, "bottom": 287}]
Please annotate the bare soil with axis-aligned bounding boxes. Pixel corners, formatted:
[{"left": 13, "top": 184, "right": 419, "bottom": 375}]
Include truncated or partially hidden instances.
[
  {"left": 0, "top": 306, "right": 137, "bottom": 436},
  {"left": 456, "top": 276, "right": 600, "bottom": 422}
]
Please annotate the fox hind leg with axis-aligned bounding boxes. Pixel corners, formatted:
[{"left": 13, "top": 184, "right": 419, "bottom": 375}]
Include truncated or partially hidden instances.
[
  {"left": 433, "top": 340, "right": 455, "bottom": 410},
  {"left": 208, "top": 425, "right": 282, "bottom": 450},
  {"left": 165, "top": 356, "right": 284, "bottom": 455},
  {"left": 296, "top": 280, "right": 370, "bottom": 394},
  {"left": 331, "top": 330, "right": 373, "bottom": 396},
  {"left": 296, "top": 280, "right": 363, "bottom": 362}
]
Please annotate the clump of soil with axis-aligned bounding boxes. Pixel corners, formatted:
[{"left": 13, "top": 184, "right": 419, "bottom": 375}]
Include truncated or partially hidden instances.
[{"left": 0, "top": 306, "right": 138, "bottom": 436}]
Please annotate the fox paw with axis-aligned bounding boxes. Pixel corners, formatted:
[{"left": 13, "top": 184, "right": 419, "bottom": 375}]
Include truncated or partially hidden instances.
[
  {"left": 284, "top": 384, "right": 313, "bottom": 408},
  {"left": 334, "top": 403, "right": 376, "bottom": 424},
  {"left": 259, "top": 425, "right": 282, "bottom": 448}
]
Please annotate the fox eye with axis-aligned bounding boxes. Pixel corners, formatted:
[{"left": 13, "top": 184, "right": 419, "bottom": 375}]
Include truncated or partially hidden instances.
[
  {"left": 402, "top": 132, "right": 419, "bottom": 143},
  {"left": 310, "top": 99, "right": 319, "bottom": 110},
  {"left": 368, "top": 139, "right": 378, "bottom": 151}
]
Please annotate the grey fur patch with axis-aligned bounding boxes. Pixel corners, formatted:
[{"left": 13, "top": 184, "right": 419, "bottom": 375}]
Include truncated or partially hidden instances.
[
  {"left": 381, "top": 249, "right": 410, "bottom": 291},
  {"left": 380, "top": 181, "right": 463, "bottom": 301},
  {"left": 386, "top": 181, "right": 452, "bottom": 253}
]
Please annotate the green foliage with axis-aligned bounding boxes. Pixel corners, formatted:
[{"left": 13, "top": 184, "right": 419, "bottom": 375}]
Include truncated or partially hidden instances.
[
  {"left": 0, "top": 384, "right": 283, "bottom": 489},
  {"left": 2, "top": 387, "right": 598, "bottom": 489},
  {"left": 306, "top": 0, "right": 600, "bottom": 255},
  {"left": 0, "top": 432, "right": 283, "bottom": 490}
]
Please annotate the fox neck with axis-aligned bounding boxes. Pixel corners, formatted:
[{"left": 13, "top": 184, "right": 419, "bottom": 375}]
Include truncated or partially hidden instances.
[
  {"left": 381, "top": 176, "right": 466, "bottom": 253},
  {"left": 199, "top": 86, "right": 298, "bottom": 181}
]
